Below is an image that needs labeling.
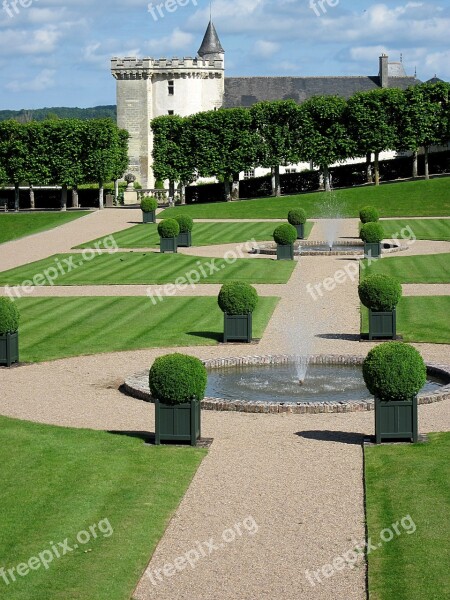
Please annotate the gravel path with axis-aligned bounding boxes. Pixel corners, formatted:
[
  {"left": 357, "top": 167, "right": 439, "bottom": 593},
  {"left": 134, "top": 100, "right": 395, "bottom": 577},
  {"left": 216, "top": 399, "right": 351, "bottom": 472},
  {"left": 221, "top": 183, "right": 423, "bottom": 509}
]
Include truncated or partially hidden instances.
[{"left": 0, "top": 210, "right": 449, "bottom": 600}]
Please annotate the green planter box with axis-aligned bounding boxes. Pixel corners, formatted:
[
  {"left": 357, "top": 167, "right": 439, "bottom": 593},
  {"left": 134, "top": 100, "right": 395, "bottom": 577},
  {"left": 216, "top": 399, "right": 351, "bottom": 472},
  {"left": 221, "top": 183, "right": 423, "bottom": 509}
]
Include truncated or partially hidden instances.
[
  {"left": 177, "top": 231, "right": 192, "bottom": 247},
  {"left": 155, "top": 399, "right": 201, "bottom": 446},
  {"left": 160, "top": 237, "right": 178, "bottom": 253},
  {"left": 294, "top": 223, "right": 305, "bottom": 239},
  {"left": 276, "top": 244, "right": 294, "bottom": 260},
  {"left": 369, "top": 308, "right": 396, "bottom": 340},
  {"left": 364, "top": 242, "right": 381, "bottom": 258},
  {"left": 142, "top": 210, "right": 156, "bottom": 224},
  {"left": 0, "top": 332, "right": 19, "bottom": 367},
  {"left": 223, "top": 313, "right": 252, "bottom": 343},
  {"left": 375, "top": 396, "right": 418, "bottom": 444}
]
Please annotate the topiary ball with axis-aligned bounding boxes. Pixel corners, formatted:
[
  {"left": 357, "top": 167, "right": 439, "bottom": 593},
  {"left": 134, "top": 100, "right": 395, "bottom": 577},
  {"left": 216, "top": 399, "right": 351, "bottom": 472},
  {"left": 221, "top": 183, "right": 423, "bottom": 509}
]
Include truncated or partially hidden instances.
[
  {"left": 362, "top": 342, "right": 426, "bottom": 401},
  {"left": 140, "top": 197, "right": 158, "bottom": 212},
  {"left": 0, "top": 298, "right": 20, "bottom": 335},
  {"left": 358, "top": 274, "right": 402, "bottom": 311},
  {"left": 273, "top": 223, "right": 297, "bottom": 245},
  {"left": 287, "top": 209, "right": 307, "bottom": 225},
  {"left": 157, "top": 218, "right": 180, "bottom": 238},
  {"left": 218, "top": 282, "right": 258, "bottom": 315},
  {"left": 149, "top": 353, "right": 207, "bottom": 406},
  {"left": 360, "top": 222, "right": 384, "bottom": 243},
  {"left": 175, "top": 215, "right": 194, "bottom": 233},
  {"left": 359, "top": 206, "right": 379, "bottom": 223}
]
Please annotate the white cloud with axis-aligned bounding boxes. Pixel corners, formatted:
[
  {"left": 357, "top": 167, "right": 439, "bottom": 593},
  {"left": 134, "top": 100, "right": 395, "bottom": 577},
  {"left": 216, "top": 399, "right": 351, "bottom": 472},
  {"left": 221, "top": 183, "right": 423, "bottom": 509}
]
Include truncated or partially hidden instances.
[
  {"left": 6, "top": 68, "right": 56, "bottom": 92},
  {"left": 146, "top": 28, "right": 194, "bottom": 54},
  {"left": 253, "top": 40, "right": 279, "bottom": 57}
]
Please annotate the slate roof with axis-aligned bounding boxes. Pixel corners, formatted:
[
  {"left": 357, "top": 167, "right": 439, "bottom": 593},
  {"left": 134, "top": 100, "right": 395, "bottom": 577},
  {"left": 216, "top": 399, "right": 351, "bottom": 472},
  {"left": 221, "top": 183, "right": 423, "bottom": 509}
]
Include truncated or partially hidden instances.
[
  {"left": 198, "top": 21, "right": 224, "bottom": 58},
  {"left": 223, "top": 75, "right": 419, "bottom": 108}
]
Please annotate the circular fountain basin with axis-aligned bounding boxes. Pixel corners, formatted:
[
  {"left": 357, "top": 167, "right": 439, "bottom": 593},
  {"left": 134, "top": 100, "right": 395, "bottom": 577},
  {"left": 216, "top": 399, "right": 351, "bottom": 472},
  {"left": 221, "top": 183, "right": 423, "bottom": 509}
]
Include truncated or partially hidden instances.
[
  {"left": 257, "top": 240, "right": 404, "bottom": 256},
  {"left": 123, "top": 355, "right": 450, "bottom": 415}
]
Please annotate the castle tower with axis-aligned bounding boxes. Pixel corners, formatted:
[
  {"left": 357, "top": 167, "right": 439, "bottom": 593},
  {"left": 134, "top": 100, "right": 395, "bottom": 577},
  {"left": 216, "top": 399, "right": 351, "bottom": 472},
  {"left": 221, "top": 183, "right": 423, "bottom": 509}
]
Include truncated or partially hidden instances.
[{"left": 111, "top": 22, "right": 225, "bottom": 189}]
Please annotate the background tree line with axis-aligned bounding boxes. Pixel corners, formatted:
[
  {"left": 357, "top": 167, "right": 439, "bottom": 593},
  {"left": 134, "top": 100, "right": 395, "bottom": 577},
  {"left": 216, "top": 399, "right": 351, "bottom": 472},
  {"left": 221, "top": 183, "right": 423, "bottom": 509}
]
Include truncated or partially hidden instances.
[
  {"left": 0, "top": 106, "right": 117, "bottom": 124},
  {"left": 0, "top": 119, "right": 129, "bottom": 210},
  {"left": 152, "top": 81, "right": 450, "bottom": 200}
]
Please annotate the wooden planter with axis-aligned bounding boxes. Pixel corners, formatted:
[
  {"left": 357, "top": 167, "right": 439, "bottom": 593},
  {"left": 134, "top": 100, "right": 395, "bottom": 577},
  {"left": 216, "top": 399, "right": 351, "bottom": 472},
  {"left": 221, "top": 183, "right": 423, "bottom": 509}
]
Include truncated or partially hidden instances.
[
  {"left": 160, "top": 237, "right": 178, "bottom": 253},
  {"left": 375, "top": 396, "right": 418, "bottom": 444},
  {"left": 293, "top": 223, "right": 305, "bottom": 239},
  {"left": 364, "top": 242, "right": 381, "bottom": 258},
  {"left": 276, "top": 244, "right": 294, "bottom": 260},
  {"left": 223, "top": 313, "right": 252, "bottom": 343},
  {"left": 155, "top": 399, "right": 201, "bottom": 446},
  {"left": 369, "top": 309, "right": 396, "bottom": 340},
  {"left": 142, "top": 210, "right": 156, "bottom": 224},
  {"left": 177, "top": 231, "right": 192, "bottom": 247},
  {"left": 0, "top": 331, "right": 19, "bottom": 367}
]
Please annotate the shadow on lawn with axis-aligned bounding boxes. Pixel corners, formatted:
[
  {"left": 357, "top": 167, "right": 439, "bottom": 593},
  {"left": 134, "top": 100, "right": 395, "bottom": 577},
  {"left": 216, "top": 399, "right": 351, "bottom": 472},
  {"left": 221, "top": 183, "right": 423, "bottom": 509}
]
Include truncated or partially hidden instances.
[
  {"left": 296, "top": 431, "right": 365, "bottom": 445},
  {"left": 187, "top": 331, "right": 222, "bottom": 342}
]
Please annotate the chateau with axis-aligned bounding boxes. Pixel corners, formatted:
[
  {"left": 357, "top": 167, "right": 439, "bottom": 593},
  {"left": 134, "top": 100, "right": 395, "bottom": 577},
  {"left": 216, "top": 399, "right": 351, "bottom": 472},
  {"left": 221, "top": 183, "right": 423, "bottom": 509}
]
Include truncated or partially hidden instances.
[{"left": 111, "top": 21, "right": 419, "bottom": 188}]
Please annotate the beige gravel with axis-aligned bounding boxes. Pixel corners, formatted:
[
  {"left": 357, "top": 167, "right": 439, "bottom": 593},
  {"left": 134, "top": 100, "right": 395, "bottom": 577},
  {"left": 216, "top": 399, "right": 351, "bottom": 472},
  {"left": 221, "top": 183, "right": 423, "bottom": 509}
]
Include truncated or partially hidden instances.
[{"left": 0, "top": 210, "right": 449, "bottom": 600}]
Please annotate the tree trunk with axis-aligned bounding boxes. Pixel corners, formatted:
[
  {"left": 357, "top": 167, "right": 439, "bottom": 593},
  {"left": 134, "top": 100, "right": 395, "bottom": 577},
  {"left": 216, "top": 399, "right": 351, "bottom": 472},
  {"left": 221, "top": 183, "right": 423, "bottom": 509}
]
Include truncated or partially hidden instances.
[
  {"left": 366, "top": 152, "right": 373, "bottom": 183},
  {"left": 72, "top": 186, "right": 79, "bottom": 208},
  {"left": 29, "top": 185, "right": 35, "bottom": 209},
  {"left": 224, "top": 179, "right": 232, "bottom": 202},
  {"left": 374, "top": 153, "right": 380, "bottom": 186},
  {"left": 231, "top": 173, "right": 240, "bottom": 200},
  {"left": 99, "top": 183, "right": 104, "bottom": 209},
  {"left": 61, "top": 184, "right": 67, "bottom": 211},
  {"left": 169, "top": 180, "right": 175, "bottom": 205},
  {"left": 178, "top": 182, "right": 186, "bottom": 205},
  {"left": 271, "top": 166, "right": 281, "bottom": 197},
  {"left": 323, "top": 165, "right": 331, "bottom": 192},
  {"left": 412, "top": 151, "right": 418, "bottom": 179},
  {"left": 114, "top": 179, "right": 119, "bottom": 201},
  {"left": 424, "top": 147, "right": 429, "bottom": 180},
  {"left": 14, "top": 183, "right": 19, "bottom": 212}
]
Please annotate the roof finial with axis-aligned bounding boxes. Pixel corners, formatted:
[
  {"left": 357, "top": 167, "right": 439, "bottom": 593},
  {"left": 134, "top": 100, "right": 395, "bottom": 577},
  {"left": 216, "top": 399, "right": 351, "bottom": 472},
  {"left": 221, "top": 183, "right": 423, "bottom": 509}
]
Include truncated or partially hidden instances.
[{"left": 400, "top": 53, "right": 403, "bottom": 63}]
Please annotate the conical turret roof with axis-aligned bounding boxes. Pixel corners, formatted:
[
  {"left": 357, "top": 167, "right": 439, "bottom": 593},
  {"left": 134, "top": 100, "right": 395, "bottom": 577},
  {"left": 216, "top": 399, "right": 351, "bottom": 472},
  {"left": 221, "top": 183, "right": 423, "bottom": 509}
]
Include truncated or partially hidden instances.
[{"left": 198, "top": 20, "right": 224, "bottom": 58}]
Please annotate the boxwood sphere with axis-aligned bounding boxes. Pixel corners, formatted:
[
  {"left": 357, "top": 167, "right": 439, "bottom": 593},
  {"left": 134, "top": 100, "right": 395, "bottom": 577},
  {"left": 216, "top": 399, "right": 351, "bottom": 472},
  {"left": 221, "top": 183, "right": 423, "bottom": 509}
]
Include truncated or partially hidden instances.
[
  {"left": 287, "top": 209, "right": 307, "bottom": 225},
  {"left": 175, "top": 214, "right": 194, "bottom": 233},
  {"left": 140, "top": 197, "right": 158, "bottom": 212},
  {"left": 360, "top": 222, "right": 384, "bottom": 243},
  {"left": 0, "top": 298, "right": 20, "bottom": 335},
  {"left": 157, "top": 218, "right": 180, "bottom": 238},
  {"left": 218, "top": 282, "right": 258, "bottom": 315},
  {"left": 363, "top": 342, "right": 426, "bottom": 401},
  {"left": 358, "top": 274, "right": 402, "bottom": 311},
  {"left": 359, "top": 206, "right": 379, "bottom": 223},
  {"left": 149, "top": 353, "right": 207, "bottom": 405},
  {"left": 273, "top": 223, "right": 297, "bottom": 245}
]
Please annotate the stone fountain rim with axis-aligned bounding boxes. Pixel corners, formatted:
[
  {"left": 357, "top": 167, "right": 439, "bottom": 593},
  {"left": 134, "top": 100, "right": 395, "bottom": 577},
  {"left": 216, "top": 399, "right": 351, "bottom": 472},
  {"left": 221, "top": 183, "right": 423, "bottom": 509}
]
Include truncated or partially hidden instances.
[
  {"left": 256, "top": 240, "right": 407, "bottom": 256},
  {"left": 122, "top": 354, "right": 450, "bottom": 415}
]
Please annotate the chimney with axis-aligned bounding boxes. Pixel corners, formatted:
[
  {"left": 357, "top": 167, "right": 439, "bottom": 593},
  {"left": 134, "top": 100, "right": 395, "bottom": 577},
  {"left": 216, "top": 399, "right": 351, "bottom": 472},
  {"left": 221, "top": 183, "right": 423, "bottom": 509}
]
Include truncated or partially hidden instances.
[{"left": 379, "top": 54, "right": 389, "bottom": 88}]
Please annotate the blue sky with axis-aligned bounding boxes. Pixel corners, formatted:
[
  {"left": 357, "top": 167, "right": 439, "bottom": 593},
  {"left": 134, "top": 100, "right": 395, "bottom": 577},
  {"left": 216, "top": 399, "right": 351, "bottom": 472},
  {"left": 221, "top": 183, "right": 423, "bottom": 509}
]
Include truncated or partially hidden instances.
[{"left": 0, "top": 0, "right": 449, "bottom": 110}]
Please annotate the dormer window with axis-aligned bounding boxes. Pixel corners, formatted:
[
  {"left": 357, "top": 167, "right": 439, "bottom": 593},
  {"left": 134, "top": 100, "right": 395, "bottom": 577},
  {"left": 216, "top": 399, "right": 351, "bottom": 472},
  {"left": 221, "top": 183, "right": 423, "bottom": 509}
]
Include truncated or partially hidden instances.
[{"left": 168, "top": 80, "right": 174, "bottom": 95}]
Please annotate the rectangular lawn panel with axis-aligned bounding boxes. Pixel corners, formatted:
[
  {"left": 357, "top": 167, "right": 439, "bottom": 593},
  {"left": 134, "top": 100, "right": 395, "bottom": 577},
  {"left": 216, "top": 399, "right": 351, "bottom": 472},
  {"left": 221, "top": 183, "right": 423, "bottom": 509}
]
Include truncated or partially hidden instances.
[
  {"left": 0, "top": 415, "right": 205, "bottom": 600},
  {"left": 0, "top": 252, "right": 295, "bottom": 286},
  {"left": 365, "top": 432, "right": 449, "bottom": 600},
  {"left": 0, "top": 212, "right": 90, "bottom": 244},
  {"left": 361, "top": 253, "right": 450, "bottom": 284},
  {"left": 381, "top": 219, "right": 450, "bottom": 241},
  {"left": 361, "top": 296, "right": 450, "bottom": 344},
  {"left": 76, "top": 221, "right": 313, "bottom": 249},
  {"left": 15, "top": 296, "right": 279, "bottom": 362},
  {"left": 159, "top": 178, "right": 450, "bottom": 219}
]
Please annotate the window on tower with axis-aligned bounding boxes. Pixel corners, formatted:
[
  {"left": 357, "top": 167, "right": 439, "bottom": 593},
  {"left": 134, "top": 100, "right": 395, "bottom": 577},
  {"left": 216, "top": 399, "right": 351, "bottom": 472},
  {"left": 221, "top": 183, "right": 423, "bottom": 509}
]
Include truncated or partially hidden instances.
[
  {"left": 168, "top": 80, "right": 174, "bottom": 95},
  {"left": 168, "top": 110, "right": 174, "bottom": 115}
]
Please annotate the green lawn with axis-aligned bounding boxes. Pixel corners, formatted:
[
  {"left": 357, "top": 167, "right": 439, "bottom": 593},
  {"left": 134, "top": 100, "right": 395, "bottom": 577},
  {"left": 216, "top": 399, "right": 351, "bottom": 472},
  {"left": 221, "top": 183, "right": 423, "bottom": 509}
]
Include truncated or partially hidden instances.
[
  {"left": 381, "top": 219, "right": 450, "bottom": 241},
  {"left": 0, "top": 415, "right": 205, "bottom": 600},
  {"left": 0, "top": 252, "right": 295, "bottom": 286},
  {"left": 365, "top": 432, "right": 449, "bottom": 600},
  {"left": 361, "top": 253, "right": 450, "bottom": 284},
  {"left": 15, "top": 296, "right": 279, "bottom": 362},
  {"left": 0, "top": 212, "right": 90, "bottom": 244},
  {"left": 77, "top": 221, "right": 313, "bottom": 249},
  {"left": 361, "top": 297, "right": 450, "bottom": 344},
  {"left": 159, "top": 178, "right": 450, "bottom": 220}
]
